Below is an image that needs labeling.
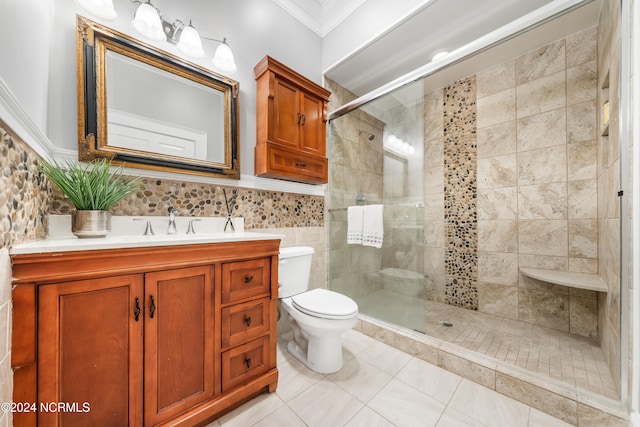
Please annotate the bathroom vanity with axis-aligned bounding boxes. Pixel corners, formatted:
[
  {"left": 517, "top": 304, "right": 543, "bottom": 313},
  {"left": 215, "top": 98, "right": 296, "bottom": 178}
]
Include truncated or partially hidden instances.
[{"left": 10, "top": 228, "right": 281, "bottom": 427}]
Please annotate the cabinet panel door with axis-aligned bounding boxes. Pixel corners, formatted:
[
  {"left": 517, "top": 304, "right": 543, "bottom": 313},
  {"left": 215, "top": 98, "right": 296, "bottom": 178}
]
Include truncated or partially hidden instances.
[
  {"left": 38, "top": 274, "right": 144, "bottom": 427},
  {"left": 144, "top": 265, "right": 215, "bottom": 426},
  {"left": 299, "top": 92, "right": 326, "bottom": 156},
  {"left": 272, "top": 78, "right": 300, "bottom": 149}
]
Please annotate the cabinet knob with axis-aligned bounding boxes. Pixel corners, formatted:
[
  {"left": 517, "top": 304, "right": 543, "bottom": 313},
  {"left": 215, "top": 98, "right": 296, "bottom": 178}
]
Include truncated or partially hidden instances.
[
  {"left": 245, "top": 316, "right": 252, "bottom": 327},
  {"left": 300, "top": 113, "right": 306, "bottom": 125},
  {"left": 245, "top": 358, "right": 252, "bottom": 369},
  {"left": 244, "top": 275, "right": 254, "bottom": 283},
  {"left": 134, "top": 297, "right": 141, "bottom": 322},
  {"left": 149, "top": 295, "right": 156, "bottom": 319}
]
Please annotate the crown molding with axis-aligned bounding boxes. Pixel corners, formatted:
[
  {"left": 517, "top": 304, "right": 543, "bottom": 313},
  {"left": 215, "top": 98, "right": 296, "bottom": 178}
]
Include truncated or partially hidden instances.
[{"left": 270, "top": 0, "right": 366, "bottom": 37}]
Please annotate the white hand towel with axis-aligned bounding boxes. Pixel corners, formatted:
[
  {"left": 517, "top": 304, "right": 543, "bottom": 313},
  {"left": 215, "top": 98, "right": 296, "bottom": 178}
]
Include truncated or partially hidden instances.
[
  {"left": 362, "top": 204, "right": 384, "bottom": 248},
  {"left": 347, "top": 206, "right": 364, "bottom": 244}
]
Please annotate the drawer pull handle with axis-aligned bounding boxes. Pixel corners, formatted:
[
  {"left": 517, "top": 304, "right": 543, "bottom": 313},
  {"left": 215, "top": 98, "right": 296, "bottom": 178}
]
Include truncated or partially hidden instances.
[
  {"left": 296, "top": 162, "right": 307, "bottom": 168},
  {"left": 245, "top": 316, "right": 252, "bottom": 327},
  {"left": 134, "top": 297, "right": 141, "bottom": 322},
  {"left": 149, "top": 295, "right": 156, "bottom": 319},
  {"left": 245, "top": 357, "right": 252, "bottom": 369},
  {"left": 244, "top": 275, "right": 254, "bottom": 283}
]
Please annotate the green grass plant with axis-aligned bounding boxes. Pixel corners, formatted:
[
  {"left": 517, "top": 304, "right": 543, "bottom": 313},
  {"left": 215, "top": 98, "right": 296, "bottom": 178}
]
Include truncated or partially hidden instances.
[{"left": 39, "top": 158, "right": 142, "bottom": 211}]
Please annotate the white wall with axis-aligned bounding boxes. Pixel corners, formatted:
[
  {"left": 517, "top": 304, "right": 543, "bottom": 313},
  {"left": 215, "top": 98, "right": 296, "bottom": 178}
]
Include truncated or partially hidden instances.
[
  {"left": 0, "top": 0, "right": 53, "bottom": 134},
  {"left": 44, "top": 0, "right": 323, "bottom": 178}
]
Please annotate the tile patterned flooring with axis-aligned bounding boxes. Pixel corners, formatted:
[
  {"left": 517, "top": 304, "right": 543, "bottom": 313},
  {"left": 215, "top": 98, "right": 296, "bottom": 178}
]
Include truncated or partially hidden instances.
[
  {"left": 357, "top": 289, "right": 618, "bottom": 399},
  {"left": 205, "top": 329, "right": 574, "bottom": 427}
]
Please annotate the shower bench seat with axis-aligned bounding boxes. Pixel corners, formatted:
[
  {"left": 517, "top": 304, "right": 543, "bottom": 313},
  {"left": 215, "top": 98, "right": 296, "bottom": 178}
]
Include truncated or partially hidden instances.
[{"left": 519, "top": 268, "right": 608, "bottom": 293}]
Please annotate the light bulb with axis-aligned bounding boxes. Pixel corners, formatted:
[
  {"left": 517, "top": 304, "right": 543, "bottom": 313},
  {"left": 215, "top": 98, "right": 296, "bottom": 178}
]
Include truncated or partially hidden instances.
[{"left": 132, "top": 2, "right": 165, "bottom": 42}]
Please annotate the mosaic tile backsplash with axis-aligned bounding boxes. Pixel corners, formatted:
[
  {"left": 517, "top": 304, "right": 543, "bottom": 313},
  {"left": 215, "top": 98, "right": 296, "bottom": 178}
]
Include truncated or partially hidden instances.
[
  {"left": 50, "top": 178, "right": 325, "bottom": 229},
  {"left": 0, "top": 122, "right": 51, "bottom": 248}
]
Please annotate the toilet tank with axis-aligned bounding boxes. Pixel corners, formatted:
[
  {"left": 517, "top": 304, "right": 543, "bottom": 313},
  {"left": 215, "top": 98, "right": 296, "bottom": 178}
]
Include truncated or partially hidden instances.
[{"left": 278, "top": 246, "right": 314, "bottom": 298}]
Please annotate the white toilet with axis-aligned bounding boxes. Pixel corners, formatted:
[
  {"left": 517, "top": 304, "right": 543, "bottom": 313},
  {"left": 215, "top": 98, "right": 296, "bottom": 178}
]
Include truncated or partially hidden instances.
[{"left": 278, "top": 246, "right": 358, "bottom": 373}]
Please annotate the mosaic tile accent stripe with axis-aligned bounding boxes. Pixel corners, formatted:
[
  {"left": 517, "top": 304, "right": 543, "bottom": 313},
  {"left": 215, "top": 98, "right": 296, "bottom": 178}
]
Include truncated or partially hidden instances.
[
  {"left": 0, "top": 122, "right": 51, "bottom": 248},
  {"left": 443, "top": 77, "right": 479, "bottom": 309},
  {"left": 51, "top": 178, "right": 325, "bottom": 230}
]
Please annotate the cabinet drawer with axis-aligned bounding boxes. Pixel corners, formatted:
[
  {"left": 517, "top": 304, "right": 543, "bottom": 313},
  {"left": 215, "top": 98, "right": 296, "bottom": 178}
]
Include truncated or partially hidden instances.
[
  {"left": 221, "top": 299, "right": 270, "bottom": 348},
  {"left": 266, "top": 146, "right": 327, "bottom": 183},
  {"left": 222, "top": 258, "right": 271, "bottom": 304},
  {"left": 221, "top": 336, "right": 270, "bottom": 391}
]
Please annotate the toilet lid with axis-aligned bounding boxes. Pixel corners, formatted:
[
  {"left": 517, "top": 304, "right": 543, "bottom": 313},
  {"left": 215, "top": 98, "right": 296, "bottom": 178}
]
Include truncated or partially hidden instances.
[{"left": 291, "top": 289, "right": 358, "bottom": 320}]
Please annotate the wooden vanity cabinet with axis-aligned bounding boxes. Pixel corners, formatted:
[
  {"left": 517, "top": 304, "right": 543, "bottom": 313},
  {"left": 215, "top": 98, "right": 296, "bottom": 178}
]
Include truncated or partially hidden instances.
[
  {"left": 11, "top": 240, "right": 280, "bottom": 427},
  {"left": 254, "top": 55, "right": 331, "bottom": 184}
]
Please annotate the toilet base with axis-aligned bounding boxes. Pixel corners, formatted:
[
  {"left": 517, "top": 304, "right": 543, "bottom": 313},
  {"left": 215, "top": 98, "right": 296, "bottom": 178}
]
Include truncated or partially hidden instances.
[{"left": 287, "top": 334, "right": 344, "bottom": 374}]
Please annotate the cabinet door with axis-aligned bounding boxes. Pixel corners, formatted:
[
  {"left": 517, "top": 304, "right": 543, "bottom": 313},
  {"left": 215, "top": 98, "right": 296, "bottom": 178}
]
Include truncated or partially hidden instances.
[
  {"left": 38, "top": 274, "right": 144, "bottom": 427},
  {"left": 144, "top": 265, "right": 215, "bottom": 426},
  {"left": 299, "top": 91, "right": 326, "bottom": 156},
  {"left": 272, "top": 77, "right": 300, "bottom": 149}
]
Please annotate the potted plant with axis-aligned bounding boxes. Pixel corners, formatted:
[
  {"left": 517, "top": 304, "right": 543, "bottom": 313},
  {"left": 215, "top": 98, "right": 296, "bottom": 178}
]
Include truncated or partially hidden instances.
[{"left": 39, "top": 158, "right": 142, "bottom": 238}]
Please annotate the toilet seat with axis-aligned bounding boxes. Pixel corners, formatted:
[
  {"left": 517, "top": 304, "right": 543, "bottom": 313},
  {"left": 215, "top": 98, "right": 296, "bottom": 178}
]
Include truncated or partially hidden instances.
[{"left": 291, "top": 289, "right": 358, "bottom": 320}]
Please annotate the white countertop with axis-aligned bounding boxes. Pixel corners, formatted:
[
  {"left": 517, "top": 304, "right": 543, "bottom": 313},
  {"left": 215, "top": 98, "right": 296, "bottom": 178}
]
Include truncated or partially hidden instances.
[{"left": 10, "top": 215, "right": 284, "bottom": 255}]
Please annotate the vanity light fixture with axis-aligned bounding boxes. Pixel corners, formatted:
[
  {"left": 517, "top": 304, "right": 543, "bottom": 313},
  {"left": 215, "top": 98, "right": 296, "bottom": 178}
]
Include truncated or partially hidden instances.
[
  {"left": 131, "top": 0, "right": 165, "bottom": 41},
  {"left": 75, "top": 0, "right": 118, "bottom": 21},
  {"left": 121, "top": 0, "right": 238, "bottom": 73}
]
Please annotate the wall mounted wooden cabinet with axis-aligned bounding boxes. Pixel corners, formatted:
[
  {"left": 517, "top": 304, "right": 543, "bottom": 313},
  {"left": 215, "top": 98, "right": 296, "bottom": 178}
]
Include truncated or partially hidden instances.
[
  {"left": 254, "top": 55, "right": 331, "bottom": 184},
  {"left": 11, "top": 239, "right": 280, "bottom": 427}
]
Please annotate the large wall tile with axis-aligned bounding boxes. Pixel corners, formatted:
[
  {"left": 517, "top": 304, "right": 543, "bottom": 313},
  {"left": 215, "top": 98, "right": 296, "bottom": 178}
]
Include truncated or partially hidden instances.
[
  {"left": 518, "top": 183, "right": 568, "bottom": 220},
  {"left": 478, "top": 252, "right": 519, "bottom": 286},
  {"left": 567, "top": 61, "right": 597, "bottom": 105},
  {"left": 477, "top": 187, "right": 517, "bottom": 220},
  {"left": 566, "top": 26, "right": 597, "bottom": 67},
  {"left": 518, "top": 220, "right": 568, "bottom": 257},
  {"left": 568, "top": 140, "right": 597, "bottom": 180},
  {"left": 515, "top": 39, "right": 565, "bottom": 85},
  {"left": 477, "top": 89, "right": 516, "bottom": 128},
  {"left": 568, "top": 180, "right": 598, "bottom": 219},
  {"left": 477, "top": 154, "right": 517, "bottom": 189},
  {"left": 567, "top": 101, "right": 597, "bottom": 143},
  {"left": 516, "top": 72, "right": 566, "bottom": 119},
  {"left": 476, "top": 61, "right": 516, "bottom": 98},
  {"left": 569, "top": 296, "right": 598, "bottom": 338},
  {"left": 476, "top": 121, "right": 517, "bottom": 159},
  {"left": 478, "top": 282, "right": 518, "bottom": 319},
  {"left": 516, "top": 109, "right": 567, "bottom": 152},
  {"left": 517, "top": 146, "right": 567, "bottom": 186},
  {"left": 568, "top": 219, "right": 597, "bottom": 258},
  {"left": 478, "top": 221, "right": 517, "bottom": 253},
  {"left": 518, "top": 288, "right": 570, "bottom": 331}
]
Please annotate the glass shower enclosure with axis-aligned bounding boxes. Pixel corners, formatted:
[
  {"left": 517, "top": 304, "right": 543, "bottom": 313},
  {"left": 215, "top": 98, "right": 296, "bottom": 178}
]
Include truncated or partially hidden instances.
[{"left": 328, "top": 79, "right": 425, "bottom": 333}]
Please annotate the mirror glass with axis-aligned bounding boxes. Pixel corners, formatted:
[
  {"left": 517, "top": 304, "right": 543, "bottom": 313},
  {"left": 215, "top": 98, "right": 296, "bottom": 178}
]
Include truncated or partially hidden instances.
[{"left": 77, "top": 16, "right": 240, "bottom": 178}]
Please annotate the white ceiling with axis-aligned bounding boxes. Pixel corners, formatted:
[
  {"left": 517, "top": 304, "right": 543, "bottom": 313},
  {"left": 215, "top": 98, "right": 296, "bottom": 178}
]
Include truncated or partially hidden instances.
[
  {"left": 269, "top": 0, "right": 368, "bottom": 37},
  {"left": 272, "top": 0, "right": 601, "bottom": 96}
]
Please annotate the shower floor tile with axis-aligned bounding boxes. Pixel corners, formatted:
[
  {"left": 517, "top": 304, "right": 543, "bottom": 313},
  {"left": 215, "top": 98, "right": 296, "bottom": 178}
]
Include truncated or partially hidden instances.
[{"left": 356, "top": 289, "right": 619, "bottom": 400}]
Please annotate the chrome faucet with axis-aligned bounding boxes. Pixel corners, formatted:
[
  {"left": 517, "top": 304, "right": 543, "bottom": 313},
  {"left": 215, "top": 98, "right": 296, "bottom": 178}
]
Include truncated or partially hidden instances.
[{"left": 167, "top": 207, "right": 180, "bottom": 234}]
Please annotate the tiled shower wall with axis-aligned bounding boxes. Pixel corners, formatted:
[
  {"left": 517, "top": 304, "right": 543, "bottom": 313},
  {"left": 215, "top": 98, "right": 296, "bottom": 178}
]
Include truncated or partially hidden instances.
[
  {"left": 597, "top": 0, "right": 622, "bottom": 395},
  {"left": 424, "top": 26, "right": 602, "bottom": 339}
]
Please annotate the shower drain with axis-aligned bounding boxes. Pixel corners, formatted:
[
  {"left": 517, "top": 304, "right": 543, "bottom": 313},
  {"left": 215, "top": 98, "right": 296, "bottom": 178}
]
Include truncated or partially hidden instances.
[{"left": 439, "top": 321, "right": 454, "bottom": 327}]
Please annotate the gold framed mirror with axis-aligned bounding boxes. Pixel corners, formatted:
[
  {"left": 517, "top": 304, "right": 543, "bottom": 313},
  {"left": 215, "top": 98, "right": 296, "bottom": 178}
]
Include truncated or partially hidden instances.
[{"left": 76, "top": 16, "right": 240, "bottom": 178}]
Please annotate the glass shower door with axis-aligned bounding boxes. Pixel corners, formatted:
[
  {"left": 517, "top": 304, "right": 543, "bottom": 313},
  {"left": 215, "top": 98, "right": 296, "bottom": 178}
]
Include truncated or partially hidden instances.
[{"left": 328, "top": 79, "right": 425, "bottom": 333}]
